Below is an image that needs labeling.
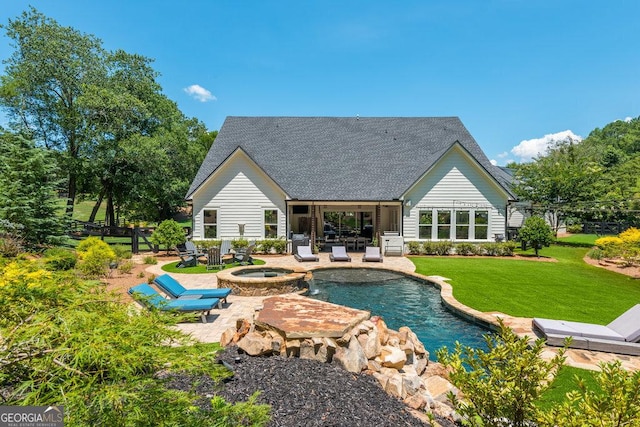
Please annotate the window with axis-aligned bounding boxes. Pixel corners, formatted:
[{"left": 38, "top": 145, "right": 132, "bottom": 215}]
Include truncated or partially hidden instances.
[
  {"left": 475, "top": 210, "right": 489, "bottom": 239},
  {"left": 437, "top": 210, "right": 451, "bottom": 239},
  {"left": 456, "top": 210, "right": 469, "bottom": 239},
  {"left": 264, "top": 209, "right": 278, "bottom": 238},
  {"left": 418, "top": 210, "right": 432, "bottom": 239},
  {"left": 203, "top": 209, "right": 217, "bottom": 238}
]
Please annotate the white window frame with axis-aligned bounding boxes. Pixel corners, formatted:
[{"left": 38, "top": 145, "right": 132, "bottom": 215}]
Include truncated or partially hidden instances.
[
  {"left": 263, "top": 208, "right": 278, "bottom": 238},
  {"left": 203, "top": 209, "right": 218, "bottom": 239},
  {"left": 417, "top": 207, "right": 491, "bottom": 241}
]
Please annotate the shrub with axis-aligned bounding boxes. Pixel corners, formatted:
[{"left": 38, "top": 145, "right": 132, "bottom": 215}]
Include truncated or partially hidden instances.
[
  {"left": 480, "top": 242, "right": 501, "bottom": 256},
  {"left": 77, "top": 237, "right": 117, "bottom": 278},
  {"left": 143, "top": 255, "right": 158, "bottom": 265},
  {"left": 407, "top": 241, "right": 422, "bottom": 255},
  {"left": 272, "top": 238, "right": 287, "bottom": 254},
  {"left": 43, "top": 248, "right": 77, "bottom": 271},
  {"left": 423, "top": 241, "right": 437, "bottom": 255},
  {"left": 231, "top": 238, "right": 249, "bottom": 251},
  {"left": 192, "top": 239, "right": 221, "bottom": 250},
  {"left": 0, "top": 234, "right": 24, "bottom": 258},
  {"left": 619, "top": 227, "right": 640, "bottom": 246},
  {"left": 0, "top": 258, "right": 270, "bottom": 425},
  {"left": 539, "top": 361, "right": 640, "bottom": 426},
  {"left": 499, "top": 241, "right": 517, "bottom": 256},
  {"left": 257, "top": 239, "right": 275, "bottom": 254},
  {"left": 594, "top": 236, "right": 624, "bottom": 249},
  {"left": 455, "top": 242, "right": 475, "bottom": 256},
  {"left": 150, "top": 220, "right": 186, "bottom": 253},
  {"left": 587, "top": 248, "right": 604, "bottom": 260},
  {"left": 470, "top": 244, "right": 485, "bottom": 256},
  {"left": 118, "top": 260, "right": 134, "bottom": 274},
  {"left": 434, "top": 241, "right": 453, "bottom": 255},
  {"left": 566, "top": 224, "right": 583, "bottom": 234},
  {"left": 112, "top": 245, "right": 132, "bottom": 260},
  {"left": 438, "top": 320, "right": 566, "bottom": 427}
]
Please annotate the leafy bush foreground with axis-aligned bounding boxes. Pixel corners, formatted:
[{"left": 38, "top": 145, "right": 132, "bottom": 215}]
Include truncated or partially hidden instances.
[{"left": 0, "top": 257, "right": 270, "bottom": 426}]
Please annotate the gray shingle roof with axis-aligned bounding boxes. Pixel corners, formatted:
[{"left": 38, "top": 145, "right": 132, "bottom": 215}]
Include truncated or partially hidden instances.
[{"left": 186, "top": 116, "right": 514, "bottom": 201}]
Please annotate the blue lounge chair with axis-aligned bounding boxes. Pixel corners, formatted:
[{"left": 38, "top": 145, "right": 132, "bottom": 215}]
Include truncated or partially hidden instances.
[
  {"left": 128, "top": 283, "right": 221, "bottom": 323},
  {"left": 330, "top": 246, "right": 351, "bottom": 262},
  {"left": 154, "top": 273, "right": 232, "bottom": 303}
]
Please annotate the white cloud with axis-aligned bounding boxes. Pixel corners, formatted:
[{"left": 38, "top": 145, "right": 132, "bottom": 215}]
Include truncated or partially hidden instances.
[
  {"left": 490, "top": 159, "right": 497, "bottom": 166},
  {"left": 510, "top": 130, "right": 582, "bottom": 163},
  {"left": 183, "top": 84, "right": 216, "bottom": 102},
  {"left": 623, "top": 117, "right": 633, "bottom": 122}
]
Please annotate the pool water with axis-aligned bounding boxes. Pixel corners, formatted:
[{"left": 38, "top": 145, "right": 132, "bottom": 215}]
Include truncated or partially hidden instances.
[{"left": 308, "top": 268, "right": 490, "bottom": 355}]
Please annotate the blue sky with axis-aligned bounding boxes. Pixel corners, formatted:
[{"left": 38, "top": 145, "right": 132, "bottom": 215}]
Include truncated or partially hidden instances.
[{"left": 1, "top": 1, "right": 639, "bottom": 165}]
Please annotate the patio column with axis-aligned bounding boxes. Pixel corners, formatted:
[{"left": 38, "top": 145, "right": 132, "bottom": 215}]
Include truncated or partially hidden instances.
[
  {"left": 310, "top": 204, "right": 316, "bottom": 252},
  {"left": 375, "top": 204, "right": 381, "bottom": 246}
]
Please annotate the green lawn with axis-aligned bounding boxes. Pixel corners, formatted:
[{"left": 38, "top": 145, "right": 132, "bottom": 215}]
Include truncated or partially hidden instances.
[
  {"left": 410, "top": 245, "right": 640, "bottom": 323},
  {"left": 161, "top": 258, "right": 266, "bottom": 274},
  {"left": 555, "top": 233, "right": 599, "bottom": 246},
  {"left": 536, "top": 365, "right": 597, "bottom": 410}
]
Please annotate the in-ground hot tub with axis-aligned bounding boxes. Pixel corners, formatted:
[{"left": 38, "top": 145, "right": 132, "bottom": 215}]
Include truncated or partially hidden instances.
[{"left": 217, "top": 266, "right": 310, "bottom": 296}]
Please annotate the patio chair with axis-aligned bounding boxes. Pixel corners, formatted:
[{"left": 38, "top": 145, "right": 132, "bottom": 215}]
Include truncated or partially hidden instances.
[
  {"left": 176, "top": 252, "right": 197, "bottom": 268},
  {"left": 128, "top": 283, "right": 221, "bottom": 323},
  {"left": 294, "top": 245, "right": 319, "bottom": 262},
  {"left": 330, "top": 246, "right": 351, "bottom": 262},
  {"left": 154, "top": 273, "right": 231, "bottom": 303},
  {"left": 532, "top": 304, "right": 640, "bottom": 356},
  {"left": 234, "top": 244, "right": 255, "bottom": 265},
  {"left": 362, "top": 246, "right": 383, "bottom": 262},
  {"left": 176, "top": 241, "right": 206, "bottom": 267},
  {"left": 206, "top": 247, "right": 223, "bottom": 270},
  {"left": 220, "top": 240, "right": 235, "bottom": 264}
]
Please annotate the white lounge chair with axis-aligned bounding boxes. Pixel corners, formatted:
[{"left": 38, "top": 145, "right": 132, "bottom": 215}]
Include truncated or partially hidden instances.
[
  {"left": 532, "top": 304, "right": 640, "bottom": 355},
  {"left": 329, "top": 246, "right": 351, "bottom": 262},
  {"left": 294, "top": 245, "right": 319, "bottom": 262},
  {"left": 362, "top": 246, "right": 383, "bottom": 262}
]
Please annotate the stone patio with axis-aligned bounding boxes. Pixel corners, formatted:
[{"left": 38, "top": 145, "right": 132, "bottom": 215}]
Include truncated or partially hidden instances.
[{"left": 143, "top": 253, "right": 640, "bottom": 371}]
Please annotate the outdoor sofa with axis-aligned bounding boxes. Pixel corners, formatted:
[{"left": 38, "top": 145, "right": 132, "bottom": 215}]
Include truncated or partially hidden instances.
[
  {"left": 330, "top": 246, "right": 351, "bottom": 262},
  {"left": 532, "top": 304, "right": 640, "bottom": 356},
  {"left": 128, "top": 283, "right": 221, "bottom": 323},
  {"left": 154, "top": 273, "right": 231, "bottom": 303},
  {"left": 294, "top": 245, "right": 319, "bottom": 262}
]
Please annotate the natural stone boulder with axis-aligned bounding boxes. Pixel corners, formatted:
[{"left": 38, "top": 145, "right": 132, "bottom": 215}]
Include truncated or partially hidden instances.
[
  {"left": 372, "top": 316, "right": 389, "bottom": 346},
  {"left": 237, "top": 332, "right": 272, "bottom": 356},
  {"left": 424, "top": 375, "right": 456, "bottom": 402},
  {"left": 378, "top": 345, "right": 407, "bottom": 370},
  {"left": 402, "top": 372, "right": 423, "bottom": 397},
  {"left": 285, "top": 338, "right": 301, "bottom": 358},
  {"left": 357, "top": 327, "right": 381, "bottom": 359},
  {"left": 334, "top": 335, "right": 368, "bottom": 373},
  {"left": 219, "top": 326, "right": 237, "bottom": 347},
  {"left": 385, "top": 372, "right": 404, "bottom": 398}
]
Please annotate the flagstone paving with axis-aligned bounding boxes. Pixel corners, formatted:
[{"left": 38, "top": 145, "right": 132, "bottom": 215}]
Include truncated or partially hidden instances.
[{"left": 143, "top": 253, "right": 640, "bottom": 371}]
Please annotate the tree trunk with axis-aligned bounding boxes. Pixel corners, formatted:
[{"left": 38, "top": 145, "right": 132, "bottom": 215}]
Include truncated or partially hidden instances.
[
  {"left": 65, "top": 174, "right": 77, "bottom": 218},
  {"left": 89, "top": 190, "right": 105, "bottom": 223},
  {"left": 105, "top": 195, "right": 115, "bottom": 227}
]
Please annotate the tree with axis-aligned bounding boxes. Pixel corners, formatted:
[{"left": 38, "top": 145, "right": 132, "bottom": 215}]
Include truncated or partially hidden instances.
[
  {"left": 150, "top": 219, "right": 186, "bottom": 253},
  {"left": 1, "top": 9, "right": 213, "bottom": 225},
  {"left": 518, "top": 216, "right": 554, "bottom": 257},
  {"left": 0, "top": 130, "right": 66, "bottom": 247},
  {"left": 513, "top": 138, "right": 601, "bottom": 234},
  {"left": 437, "top": 321, "right": 566, "bottom": 427},
  {"left": 0, "top": 8, "right": 106, "bottom": 217}
]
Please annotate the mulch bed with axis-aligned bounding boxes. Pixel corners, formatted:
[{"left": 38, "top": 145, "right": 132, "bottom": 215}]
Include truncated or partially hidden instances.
[{"left": 165, "top": 346, "right": 457, "bottom": 427}]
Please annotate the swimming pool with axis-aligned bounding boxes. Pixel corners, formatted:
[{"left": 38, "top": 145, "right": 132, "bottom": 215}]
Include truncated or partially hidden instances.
[{"left": 308, "top": 268, "right": 490, "bottom": 355}]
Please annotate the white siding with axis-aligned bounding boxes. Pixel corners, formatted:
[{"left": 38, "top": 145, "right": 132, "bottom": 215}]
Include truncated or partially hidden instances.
[
  {"left": 191, "top": 151, "right": 287, "bottom": 240},
  {"left": 403, "top": 146, "right": 508, "bottom": 241}
]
